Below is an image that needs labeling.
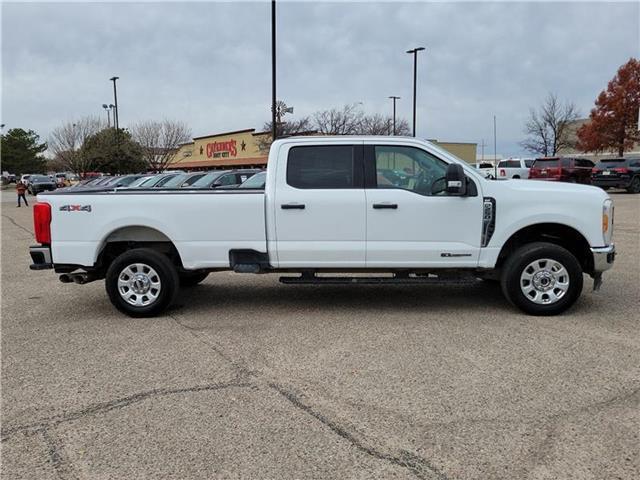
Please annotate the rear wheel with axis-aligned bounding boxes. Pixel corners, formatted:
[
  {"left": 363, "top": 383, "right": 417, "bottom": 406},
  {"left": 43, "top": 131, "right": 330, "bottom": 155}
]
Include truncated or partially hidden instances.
[
  {"left": 626, "top": 176, "right": 640, "bottom": 194},
  {"left": 501, "top": 242, "right": 583, "bottom": 316},
  {"left": 179, "top": 270, "right": 209, "bottom": 287},
  {"left": 106, "top": 248, "right": 179, "bottom": 317}
]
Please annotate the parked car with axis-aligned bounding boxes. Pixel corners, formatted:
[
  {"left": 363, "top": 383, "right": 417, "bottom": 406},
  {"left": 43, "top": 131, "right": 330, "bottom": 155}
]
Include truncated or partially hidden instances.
[
  {"left": 190, "top": 169, "right": 261, "bottom": 189},
  {"left": 128, "top": 175, "right": 157, "bottom": 188},
  {"left": 156, "top": 172, "right": 207, "bottom": 188},
  {"left": 474, "top": 162, "right": 496, "bottom": 179},
  {"left": 20, "top": 174, "right": 33, "bottom": 186},
  {"left": 529, "top": 157, "right": 594, "bottom": 184},
  {"left": 237, "top": 171, "right": 267, "bottom": 189},
  {"left": 30, "top": 136, "right": 615, "bottom": 318},
  {"left": 497, "top": 158, "right": 534, "bottom": 179},
  {"left": 133, "top": 173, "right": 181, "bottom": 188},
  {"left": 591, "top": 157, "right": 640, "bottom": 193},
  {"left": 101, "top": 175, "right": 146, "bottom": 188},
  {"left": 28, "top": 175, "right": 57, "bottom": 194}
]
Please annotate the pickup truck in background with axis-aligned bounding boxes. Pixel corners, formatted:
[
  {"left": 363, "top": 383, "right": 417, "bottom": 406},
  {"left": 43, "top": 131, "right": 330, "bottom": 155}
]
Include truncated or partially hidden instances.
[{"left": 29, "top": 136, "right": 615, "bottom": 317}]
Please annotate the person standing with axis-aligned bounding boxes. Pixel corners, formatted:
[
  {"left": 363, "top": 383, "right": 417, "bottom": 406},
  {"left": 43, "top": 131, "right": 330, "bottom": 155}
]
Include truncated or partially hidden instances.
[{"left": 16, "top": 180, "right": 28, "bottom": 207}]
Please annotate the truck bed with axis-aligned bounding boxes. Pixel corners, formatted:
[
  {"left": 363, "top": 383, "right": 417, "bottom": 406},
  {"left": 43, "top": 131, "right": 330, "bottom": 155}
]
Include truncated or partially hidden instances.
[{"left": 40, "top": 189, "right": 267, "bottom": 269}]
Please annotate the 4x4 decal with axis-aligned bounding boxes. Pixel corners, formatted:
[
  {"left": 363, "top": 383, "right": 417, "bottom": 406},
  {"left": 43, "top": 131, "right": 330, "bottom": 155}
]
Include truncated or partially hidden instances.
[{"left": 59, "top": 205, "right": 92, "bottom": 212}]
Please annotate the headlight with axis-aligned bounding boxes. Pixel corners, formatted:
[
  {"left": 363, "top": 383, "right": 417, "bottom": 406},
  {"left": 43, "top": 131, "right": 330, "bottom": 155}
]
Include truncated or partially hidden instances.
[{"left": 602, "top": 199, "right": 614, "bottom": 245}]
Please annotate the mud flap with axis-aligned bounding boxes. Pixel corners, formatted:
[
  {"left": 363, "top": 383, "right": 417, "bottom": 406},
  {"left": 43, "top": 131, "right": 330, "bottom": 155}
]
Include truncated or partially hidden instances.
[{"left": 593, "top": 272, "right": 603, "bottom": 291}]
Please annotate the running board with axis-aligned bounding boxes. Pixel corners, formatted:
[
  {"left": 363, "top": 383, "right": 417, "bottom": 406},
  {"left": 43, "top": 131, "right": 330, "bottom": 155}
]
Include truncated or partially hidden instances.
[{"left": 279, "top": 274, "right": 480, "bottom": 285}]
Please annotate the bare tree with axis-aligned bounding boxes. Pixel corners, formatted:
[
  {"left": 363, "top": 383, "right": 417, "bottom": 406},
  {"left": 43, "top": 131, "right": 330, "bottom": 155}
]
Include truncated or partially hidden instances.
[
  {"left": 520, "top": 93, "right": 580, "bottom": 156},
  {"left": 130, "top": 120, "right": 192, "bottom": 172},
  {"left": 48, "top": 116, "right": 105, "bottom": 174},
  {"left": 256, "top": 116, "right": 314, "bottom": 153},
  {"left": 358, "top": 114, "right": 411, "bottom": 136},
  {"left": 313, "top": 103, "right": 364, "bottom": 135}
]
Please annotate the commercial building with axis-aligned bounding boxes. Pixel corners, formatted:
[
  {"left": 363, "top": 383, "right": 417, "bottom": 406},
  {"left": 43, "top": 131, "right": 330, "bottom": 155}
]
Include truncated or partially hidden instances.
[{"left": 168, "top": 129, "right": 477, "bottom": 170}]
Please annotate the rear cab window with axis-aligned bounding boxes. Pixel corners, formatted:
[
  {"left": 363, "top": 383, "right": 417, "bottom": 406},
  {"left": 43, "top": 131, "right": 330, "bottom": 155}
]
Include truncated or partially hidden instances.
[{"left": 287, "top": 145, "right": 356, "bottom": 189}]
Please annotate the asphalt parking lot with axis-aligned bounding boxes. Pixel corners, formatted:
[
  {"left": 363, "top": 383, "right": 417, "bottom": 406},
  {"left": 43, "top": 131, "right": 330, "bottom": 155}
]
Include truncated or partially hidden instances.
[{"left": 1, "top": 189, "right": 639, "bottom": 480}]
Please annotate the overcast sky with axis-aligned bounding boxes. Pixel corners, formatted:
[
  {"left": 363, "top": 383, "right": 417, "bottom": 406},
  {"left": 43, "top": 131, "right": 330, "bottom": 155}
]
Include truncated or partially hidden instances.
[{"left": 2, "top": 1, "right": 639, "bottom": 157}]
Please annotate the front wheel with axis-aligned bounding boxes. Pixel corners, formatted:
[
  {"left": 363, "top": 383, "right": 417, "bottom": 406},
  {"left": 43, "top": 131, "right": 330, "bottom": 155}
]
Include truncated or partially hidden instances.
[
  {"left": 501, "top": 242, "right": 583, "bottom": 316},
  {"left": 105, "top": 248, "right": 179, "bottom": 317},
  {"left": 626, "top": 176, "right": 640, "bottom": 194}
]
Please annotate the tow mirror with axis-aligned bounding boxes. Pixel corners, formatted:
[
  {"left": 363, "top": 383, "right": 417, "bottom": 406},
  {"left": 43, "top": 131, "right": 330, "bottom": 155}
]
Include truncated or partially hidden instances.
[{"left": 445, "top": 164, "right": 467, "bottom": 196}]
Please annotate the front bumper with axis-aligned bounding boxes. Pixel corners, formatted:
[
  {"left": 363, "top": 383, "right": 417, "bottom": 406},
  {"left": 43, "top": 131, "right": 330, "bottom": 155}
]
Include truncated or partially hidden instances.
[
  {"left": 591, "top": 244, "right": 615, "bottom": 273},
  {"left": 30, "top": 245, "right": 53, "bottom": 270}
]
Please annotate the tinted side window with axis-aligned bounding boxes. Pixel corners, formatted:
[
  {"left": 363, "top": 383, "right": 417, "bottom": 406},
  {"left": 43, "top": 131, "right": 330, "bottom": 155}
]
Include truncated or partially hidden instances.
[
  {"left": 561, "top": 158, "right": 572, "bottom": 168},
  {"left": 287, "top": 146, "right": 355, "bottom": 189},
  {"left": 524, "top": 160, "right": 535, "bottom": 168}
]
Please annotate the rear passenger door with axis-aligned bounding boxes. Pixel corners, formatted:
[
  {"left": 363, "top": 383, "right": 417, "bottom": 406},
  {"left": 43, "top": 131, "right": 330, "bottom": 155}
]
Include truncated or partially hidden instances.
[{"left": 273, "top": 142, "right": 366, "bottom": 268}]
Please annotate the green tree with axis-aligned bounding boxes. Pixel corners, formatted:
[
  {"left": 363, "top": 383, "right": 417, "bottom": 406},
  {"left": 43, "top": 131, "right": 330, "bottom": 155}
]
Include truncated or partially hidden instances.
[
  {"left": 81, "top": 128, "right": 146, "bottom": 174},
  {"left": 0, "top": 128, "right": 47, "bottom": 174}
]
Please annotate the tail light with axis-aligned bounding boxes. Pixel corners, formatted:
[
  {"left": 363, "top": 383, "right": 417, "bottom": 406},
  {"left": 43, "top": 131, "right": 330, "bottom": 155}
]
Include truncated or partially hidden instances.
[
  {"left": 613, "top": 167, "right": 630, "bottom": 174},
  {"left": 592, "top": 168, "right": 600, "bottom": 174},
  {"left": 499, "top": 169, "right": 506, "bottom": 177},
  {"left": 33, "top": 202, "right": 52, "bottom": 244},
  {"left": 548, "top": 167, "right": 562, "bottom": 176}
]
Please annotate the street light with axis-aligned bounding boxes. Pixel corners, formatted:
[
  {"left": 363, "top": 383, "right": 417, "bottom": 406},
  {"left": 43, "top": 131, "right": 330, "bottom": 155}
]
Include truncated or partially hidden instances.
[
  {"left": 109, "top": 76, "right": 119, "bottom": 130},
  {"left": 388, "top": 96, "right": 400, "bottom": 135},
  {"left": 406, "top": 47, "right": 425, "bottom": 137},
  {"left": 102, "top": 104, "right": 111, "bottom": 127},
  {"left": 271, "top": 0, "right": 277, "bottom": 141}
]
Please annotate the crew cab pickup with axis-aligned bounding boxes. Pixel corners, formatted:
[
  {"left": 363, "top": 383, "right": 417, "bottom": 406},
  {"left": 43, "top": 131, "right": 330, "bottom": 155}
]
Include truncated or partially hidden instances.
[{"left": 29, "top": 136, "right": 615, "bottom": 317}]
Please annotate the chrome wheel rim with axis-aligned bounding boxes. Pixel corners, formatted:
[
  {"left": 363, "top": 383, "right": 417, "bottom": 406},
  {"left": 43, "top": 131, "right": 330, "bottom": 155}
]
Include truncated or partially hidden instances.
[
  {"left": 117, "top": 263, "right": 161, "bottom": 307},
  {"left": 520, "top": 258, "right": 569, "bottom": 305}
]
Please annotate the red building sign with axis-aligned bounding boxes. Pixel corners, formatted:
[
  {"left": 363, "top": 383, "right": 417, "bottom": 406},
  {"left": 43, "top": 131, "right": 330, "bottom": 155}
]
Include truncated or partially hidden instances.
[{"left": 206, "top": 139, "right": 237, "bottom": 158}]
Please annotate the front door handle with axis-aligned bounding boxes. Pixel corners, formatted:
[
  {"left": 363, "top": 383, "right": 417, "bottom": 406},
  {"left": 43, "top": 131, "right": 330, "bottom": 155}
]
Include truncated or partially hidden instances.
[
  {"left": 372, "top": 203, "right": 398, "bottom": 209},
  {"left": 281, "top": 203, "right": 305, "bottom": 210}
]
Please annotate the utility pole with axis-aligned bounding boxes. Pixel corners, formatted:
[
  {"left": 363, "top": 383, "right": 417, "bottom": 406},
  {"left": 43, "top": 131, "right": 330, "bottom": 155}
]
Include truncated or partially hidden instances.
[
  {"left": 406, "top": 47, "right": 425, "bottom": 137},
  {"left": 493, "top": 115, "right": 497, "bottom": 179},
  {"left": 271, "top": 0, "right": 277, "bottom": 142},
  {"left": 479, "top": 138, "right": 487, "bottom": 164},
  {"left": 388, "top": 96, "right": 400, "bottom": 135}
]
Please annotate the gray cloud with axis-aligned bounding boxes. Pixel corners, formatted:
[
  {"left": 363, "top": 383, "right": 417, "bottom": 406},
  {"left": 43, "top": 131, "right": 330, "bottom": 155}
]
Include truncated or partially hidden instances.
[{"left": 2, "top": 1, "right": 639, "bottom": 156}]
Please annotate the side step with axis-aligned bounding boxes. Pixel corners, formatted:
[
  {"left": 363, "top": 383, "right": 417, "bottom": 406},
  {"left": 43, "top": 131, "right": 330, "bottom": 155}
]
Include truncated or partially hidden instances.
[{"left": 279, "top": 273, "right": 480, "bottom": 285}]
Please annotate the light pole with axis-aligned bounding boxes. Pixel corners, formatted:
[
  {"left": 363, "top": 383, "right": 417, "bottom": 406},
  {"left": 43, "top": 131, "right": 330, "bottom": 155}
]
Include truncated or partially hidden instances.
[
  {"left": 102, "top": 104, "right": 111, "bottom": 128},
  {"left": 109, "top": 76, "right": 119, "bottom": 130},
  {"left": 406, "top": 47, "right": 425, "bottom": 137},
  {"left": 388, "top": 96, "right": 400, "bottom": 135},
  {"left": 271, "top": 0, "right": 277, "bottom": 141}
]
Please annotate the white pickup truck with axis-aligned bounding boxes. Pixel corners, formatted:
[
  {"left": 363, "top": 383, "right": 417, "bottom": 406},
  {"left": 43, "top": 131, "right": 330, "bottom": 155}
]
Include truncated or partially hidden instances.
[{"left": 30, "top": 136, "right": 615, "bottom": 317}]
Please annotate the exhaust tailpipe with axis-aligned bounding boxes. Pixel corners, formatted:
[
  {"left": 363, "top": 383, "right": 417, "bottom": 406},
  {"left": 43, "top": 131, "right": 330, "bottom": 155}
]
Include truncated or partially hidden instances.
[{"left": 59, "top": 274, "right": 73, "bottom": 283}]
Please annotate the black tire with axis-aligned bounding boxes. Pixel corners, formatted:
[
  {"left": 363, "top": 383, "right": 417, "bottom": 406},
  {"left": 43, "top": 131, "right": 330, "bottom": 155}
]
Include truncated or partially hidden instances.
[
  {"left": 500, "top": 242, "right": 583, "bottom": 316},
  {"left": 179, "top": 270, "right": 209, "bottom": 287},
  {"left": 626, "top": 176, "right": 640, "bottom": 194},
  {"left": 105, "top": 248, "right": 179, "bottom": 318},
  {"left": 513, "top": 175, "right": 520, "bottom": 179}
]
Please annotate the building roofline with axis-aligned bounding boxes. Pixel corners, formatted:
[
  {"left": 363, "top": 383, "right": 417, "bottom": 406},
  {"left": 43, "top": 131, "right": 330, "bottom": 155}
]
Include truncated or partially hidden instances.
[{"left": 193, "top": 128, "right": 256, "bottom": 140}]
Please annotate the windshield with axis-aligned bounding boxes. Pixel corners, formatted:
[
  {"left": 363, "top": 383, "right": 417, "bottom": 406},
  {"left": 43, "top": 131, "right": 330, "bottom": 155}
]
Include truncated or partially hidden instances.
[
  {"left": 115, "top": 176, "right": 142, "bottom": 187},
  {"left": 191, "top": 171, "right": 227, "bottom": 187},
  {"left": 181, "top": 173, "right": 206, "bottom": 187},
  {"left": 31, "top": 175, "right": 50, "bottom": 182},
  {"left": 129, "top": 176, "right": 155, "bottom": 187},
  {"left": 160, "top": 174, "right": 188, "bottom": 187},
  {"left": 239, "top": 172, "right": 266, "bottom": 188}
]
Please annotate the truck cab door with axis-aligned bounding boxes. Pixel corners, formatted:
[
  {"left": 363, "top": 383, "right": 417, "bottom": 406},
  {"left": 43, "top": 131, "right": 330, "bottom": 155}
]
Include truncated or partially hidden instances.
[
  {"left": 272, "top": 142, "right": 366, "bottom": 268},
  {"left": 364, "top": 143, "right": 483, "bottom": 268}
]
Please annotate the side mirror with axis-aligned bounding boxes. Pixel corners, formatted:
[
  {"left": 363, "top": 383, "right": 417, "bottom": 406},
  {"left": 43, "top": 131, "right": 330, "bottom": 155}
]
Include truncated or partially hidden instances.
[{"left": 445, "top": 163, "right": 467, "bottom": 196}]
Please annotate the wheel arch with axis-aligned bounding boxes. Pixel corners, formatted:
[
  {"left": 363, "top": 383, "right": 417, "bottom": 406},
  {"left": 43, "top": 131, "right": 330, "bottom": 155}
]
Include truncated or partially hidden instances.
[
  {"left": 96, "top": 225, "right": 184, "bottom": 270},
  {"left": 495, "top": 223, "right": 593, "bottom": 274}
]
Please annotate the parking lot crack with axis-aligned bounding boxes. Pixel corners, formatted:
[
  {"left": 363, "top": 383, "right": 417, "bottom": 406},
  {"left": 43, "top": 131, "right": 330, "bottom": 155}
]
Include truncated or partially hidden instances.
[
  {"left": 38, "top": 427, "right": 79, "bottom": 480},
  {"left": 1, "top": 380, "right": 252, "bottom": 441},
  {"left": 2, "top": 213, "right": 34, "bottom": 235},
  {"left": 269, "top": 382, "right": 450, "bottom": 480}
]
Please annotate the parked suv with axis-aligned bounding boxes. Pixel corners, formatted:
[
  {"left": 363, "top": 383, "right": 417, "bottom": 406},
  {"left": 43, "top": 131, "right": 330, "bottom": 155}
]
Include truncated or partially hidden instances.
[
  {"left": 497, "top": 158, "right": 534, "bottom": 179},
  {"left": 591, "top": 157, "right": 640, "bottom": 193},
  {"left": 28, "top": 175, "right": 57, "bottom": 194},
  {"left": 529, "top": 157, "right": 594, "bottom": 184}
]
